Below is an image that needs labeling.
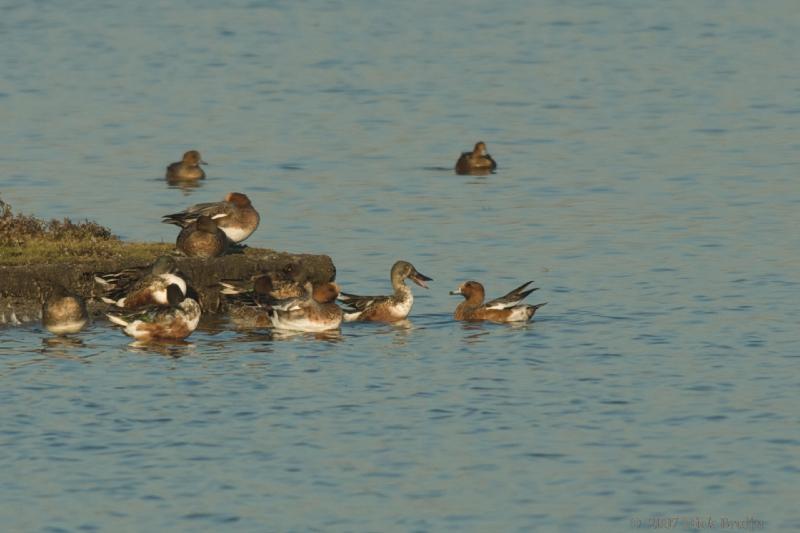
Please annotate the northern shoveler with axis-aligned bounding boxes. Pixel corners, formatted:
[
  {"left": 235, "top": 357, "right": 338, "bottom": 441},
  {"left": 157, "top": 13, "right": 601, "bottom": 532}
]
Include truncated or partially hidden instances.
[
  {"left": 450, "top": 280, "right": 546, "bottom": 323},
  {"left": 96, "top": 255, "right": 188, "bottom": 309},
  {"left": 106, "top": 284, "right": 201, "bottom": 341},
  {"left": 42, "top": 285, "right": 89, "bottom": 335},
  {"left": 270, "top": 282, "right": 343, "bottom": 332},
  {"left": 166, "top": 150, "right": 207, "bottom": 180},
  {"left": 162, "top": 192, "right": 260, "bottom": 243},
  {"left": 455, "top": 141, "right": 497, "bottom": 175},
  {"left": 339, "top": 260, "right": 432, "bottom": 322},
  {"left": 176, "top": 215, "right": 228, "bottom": 258}
]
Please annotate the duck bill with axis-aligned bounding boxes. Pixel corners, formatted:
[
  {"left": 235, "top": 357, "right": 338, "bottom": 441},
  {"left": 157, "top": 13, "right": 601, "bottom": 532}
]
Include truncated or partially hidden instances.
[
  {"left": 200, "top": 160, "right": 208, "bottom": 165},
  {"left": 410, "top": 271, "right": 432, "bottom": 289},
  {"left": 448, "top": 288, "right": 462, "bottom": 296}
]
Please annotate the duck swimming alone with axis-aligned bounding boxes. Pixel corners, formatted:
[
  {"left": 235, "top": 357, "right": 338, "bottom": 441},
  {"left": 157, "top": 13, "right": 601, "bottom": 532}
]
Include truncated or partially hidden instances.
[
  {"left": 450, "top": 280, "right": 546, "bottom": 323},
  {"left": 42, "top": 285, "right": 89, "bottom": 335},
  {"left": 162, "top": 192, "right": 260, "bottom": 244},
  {"left": 339, "top": 260, "right": 432, "bottom": 322},
  {"left": 106, "top": 284, "right": 201, "bottom": 341},
  {"left": 270, "top": 282, "right": 343, "bottom": 332},
  {"left": 166, "top": 150, "right": 207, "bottom": 181},
  {"left": 176, "top": 215, "right": 228, "bottom": 258},
  {"left": 455, "top": 141, "right": 497, "bottom": 175},
  {"left": 96, "top": 255, "right": 187, "bottom": 309}
]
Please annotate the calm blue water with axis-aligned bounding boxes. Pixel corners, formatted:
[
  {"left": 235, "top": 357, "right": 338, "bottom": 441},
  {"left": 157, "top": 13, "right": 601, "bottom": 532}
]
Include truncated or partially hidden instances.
[{"left": 2, "top": 0, "right": 799, "bottom": 531}]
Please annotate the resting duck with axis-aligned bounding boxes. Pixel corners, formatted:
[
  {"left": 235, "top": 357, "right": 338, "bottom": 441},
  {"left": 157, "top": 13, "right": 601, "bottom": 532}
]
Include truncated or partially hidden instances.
[
  {"left": 162, "top": 192, "right": 260, "bottom": 243},
  {"left": 222, "top": 275, "right": 283, "bottom": 329},
  {"left": 339, "top": 260, "right": 432, "bottom": 322},
  {"left": 166, "top": 150, "right": 207, "bottom": 180},
  {"left": 96, "top": 255, "right": 187, "bottom": 309},
  {"left": 270, "top": 282, "right": 343, "bottom": 332},
  {"left": 219, "top": 263, "right": 307, "bottom": 302},
  {"left": 450, "top": 280, "right": 547, "bottom": 323},
  {"left": 42, "top": 285, "right": 89, "bottom": 335},
  {"left": 455, "top": 141, "right": 497, "bottom": 175},
  {"left": 176, "top": 215, "right": 228, "bottom": 258},
  {"left": 106, "top": 284, "right": 201, "bottom": 341}
]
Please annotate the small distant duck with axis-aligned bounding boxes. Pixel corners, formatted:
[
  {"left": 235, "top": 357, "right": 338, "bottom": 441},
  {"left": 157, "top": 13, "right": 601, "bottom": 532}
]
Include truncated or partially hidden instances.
[
  {"left": 455, "top": 141, "right": 497, "bottom": 175},
  {"left": 176, "top": 215, "right": 228, "bottom": 258},
  {"left": 339, "top": 260, "right": 432, "bottom": 322},
  {"left": 270, "top": 282, "right": 343, "bottom": 332},
  {"left": 162, "top": 192, "right": 260, "bottom": 244},
  {"left": 166, "top": 150, "right": 207, "bottom": 180},
  {"left": 42, "top": 285, "right": 89, "bottom": 335},
  {"left": 96, "top": 255, "right": 187, "bottom": 309},
  {"left": 106, "top": 284, "right": 201, "bottom": 341},
  {"left": 450, "top": 280, "right": 546, "bottom": 323}
]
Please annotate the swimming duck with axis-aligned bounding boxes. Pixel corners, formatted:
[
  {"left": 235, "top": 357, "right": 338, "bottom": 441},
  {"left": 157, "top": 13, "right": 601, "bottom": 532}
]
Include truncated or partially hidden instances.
[
  {"left": 96, "top": 255, "right": 187, "bottom": 309},
  {"left": 339, "top": 260, "right": 432, "bottom": 322},
  {"left": 455, "top": 141, "right": 497, "bottom": 175},
  {"left": 450, "top": 280, "right": 546, "bottom": 323},
  {"left": 270, "top": 282, "right": 343, "bottom": 332},
  {"left": 176, "top": 215, "right": 228, "bottom": 258},
  {"left": 106, "top": 284, "right": 201, "bottom": 341},
  {"left": 166, "top": 150, "right": 207, "bottom": 180},
  {"left": 162, "top": 192, "right": 260, "bottom": 243},
  {"left": 42, "top": 285, "right": 89, "bottom": 335}
]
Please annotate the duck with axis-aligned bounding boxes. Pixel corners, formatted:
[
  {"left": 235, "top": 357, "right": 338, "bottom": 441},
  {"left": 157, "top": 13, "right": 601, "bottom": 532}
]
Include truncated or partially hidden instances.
[
  {"left": 162, "top": 192, "right": 260, "bottom": 244},
  {"left": 96, "top": 255, "right": 188, "bottom": 309},
  {"left": 42, "top": 285, "right": 89, "bottom": 335},
  {"left": 176, "top": 215, "right": 228, "bottom": 258},
  {"left": 339, "top": 260, "right": 432, "bottom": 322},
  {"left": 270, "top": 282, "right": 343, "bottom": 332},
  {"left": 106, "top": 284, "right": 201, "bottom": 341},
  {"left": 166, "top": 150, "right": 207, "bottom": 180},
  {"left": 219, "top": 263, "right": 308, "bottom": 303},
  {"left": 450, "top": 280, "right": 547, "bottom": 323},
  {"left": 223, "top": 275, "right": 282, "bottom": 329},
  {"left": 455, "top": 141, "right": 497, "bottom": 175}
]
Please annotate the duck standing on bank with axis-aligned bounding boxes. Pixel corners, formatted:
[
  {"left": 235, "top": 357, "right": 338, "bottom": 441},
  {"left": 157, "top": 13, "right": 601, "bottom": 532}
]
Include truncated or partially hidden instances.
[
  {"left": 450, "top": 280, "right": 546, "bottom": 323},
  {"left": 455, "top": 141, "right": 497, "bottom": 175},
  {"left": 42, "top": 284, "right": 89, "bottom": 335},
  {"left": 166, "top": 150, "right": 207, "bottom": 181},
  {"left": 106, "top": 284, "right": 201, "bottom": 341},
  {"left": 339, "top": 260, "right": 432, "bottom": 322},
  {"left": 162, "top": 192, "right": 260, "bottom": 244},
  {"left": 176, "top": 215, "right": 228, "bottom": 258}
]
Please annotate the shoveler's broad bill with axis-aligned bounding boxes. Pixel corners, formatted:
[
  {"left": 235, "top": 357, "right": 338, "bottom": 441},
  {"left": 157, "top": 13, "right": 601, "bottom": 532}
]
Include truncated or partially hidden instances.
[
  {"left": 42, "top": 284, "right": 89, "bottom": 335},
  {"left": 162, "top": 192, "right": 260, "bottom": 244},
  {"left": 95, "top": 255, "right": 188, "bottom": 309},
  {"left": 450, "top": 280, "right": 546, "bottom": 323},
  {"left": 338, "top": 260, "right": 432, "bottom": 322},
  {"left": 106, "top": 284, "right": 201, "bottom": 341},
  {"left": 176, "top": 215, "right": 228, "bottom": 258},
  {"left": 455, "top": 141, "right": 497, "bottom": 175},
  {"left": 166, "top": 150, "right": 207, "bottom": 181},
  {"left": 270, "top": 282, "right": 343, "bottom": 332}
]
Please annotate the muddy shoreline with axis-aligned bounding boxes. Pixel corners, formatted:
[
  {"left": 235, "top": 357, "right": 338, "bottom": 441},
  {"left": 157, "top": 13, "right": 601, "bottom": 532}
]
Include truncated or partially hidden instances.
[{"left": 0, "top": 246, "right": 336, "bottom": 325}]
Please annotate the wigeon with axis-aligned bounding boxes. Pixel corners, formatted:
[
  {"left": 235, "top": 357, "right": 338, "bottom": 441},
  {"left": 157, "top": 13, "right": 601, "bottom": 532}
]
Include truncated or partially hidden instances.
[
  {"left": 223, "top": 275, "right": 280, "bottom": 329},
  {"left": 166, "top": 150, "right": 207, "bottom": 180},
  {"left": 107, "top": 284, "right": 201, "bottom": 341},
  {"left": 42, "top": 285, "right": 89, "bottom": 335},
  {"left": 450, "top": 280, "right": 547, "bottom": 323},
  {"left": 270, "top": 282, "right": 343, "bottom": 332},
  {"left": 176, "top": 215, "right": 228, "bottom": 258},
  {"left": 162, "top": 192, "right": 260, "bottom": 243},
  {"left": 96, "top": 255, "right": 187, "bottom": 309},
  {"left": 339, "top": 260, "right": 432, "bottom": 322},
  {"left": 455, "top": 141, "right": 497, "bottom": 175}
]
